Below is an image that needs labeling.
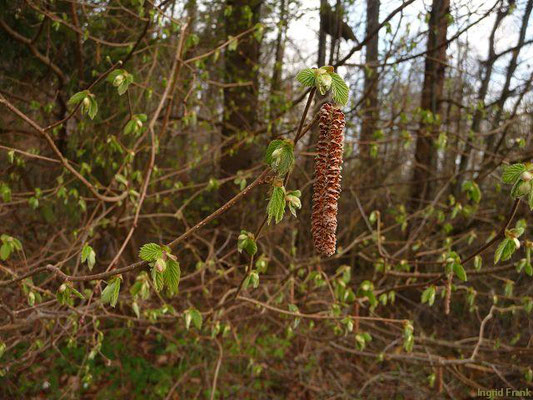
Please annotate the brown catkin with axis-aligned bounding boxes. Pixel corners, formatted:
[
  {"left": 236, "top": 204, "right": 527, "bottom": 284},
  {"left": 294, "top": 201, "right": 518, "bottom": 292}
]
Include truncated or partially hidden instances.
[{"left": 312, "top": 103, "right": 345, "bottom": 257}]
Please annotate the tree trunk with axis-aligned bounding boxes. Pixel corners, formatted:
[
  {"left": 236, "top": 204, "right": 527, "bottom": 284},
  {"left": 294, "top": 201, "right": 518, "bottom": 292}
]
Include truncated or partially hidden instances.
[
  {"left": 220, "top": 0, "right": 262, "bottom": 201},
  {"left": 409, "top": 0, "right": 450, "bottom": 210},
  {"left": 269, "top": 0, "right": 287, "bottom": 137},
  {"left": 483, "top": 0, "right": 533, "bottom": 164},
  {"left": 360, "top": 0, "right": 380, "bottom": 160},
  {"left": 454, "top": 1, "right": 512, "bottom": 194}
]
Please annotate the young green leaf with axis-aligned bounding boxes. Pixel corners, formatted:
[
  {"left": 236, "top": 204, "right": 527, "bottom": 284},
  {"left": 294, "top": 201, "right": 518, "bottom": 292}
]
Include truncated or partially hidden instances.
[
  {"left": 267, "top": 186, "right": 286, "bottom": 225},
  {"left": 163, "top": 259, "right": 180, "bottom": 295},
  {"left": 184, "top": 308, "right": 203, "bottom": 330},
  {"left": 81, "top": 244, "right": 96, "bottom": 271},
  {"left": 139, "top": 243, "right": 163, "bottom": 261},
  {"left": 0, "top": 183, "right": 11, "bottom": 202},
  {"left": 237, "top": 230, "right": 258, "bottom": 256},
  {"left": 0, "top": 242, "right": 11, "bottom": 260},
  {"left": 315, "top": 68, "right": 333, "bottom": 95},
  {"left": 474, "top": 255, "right": 482, "bottom": 271},
  {"left": 421, "top": 286, "right": 436, "bottom": 306},
  {"left": 461, "top": 180, "right": 481, "bottom": 204},
  {"left": 330, "top": 72, "right": 349, "bottom": 106},
  {"left": 403, "top": 321, "right": 414, "bottom": 352},
  {"left": 495, "top": 238, "right": 516, "bottom": 264},
  {"left": 132, "top": 302, "right": 140, "bottom": 319},
  {"left": 264, "top": 139, "right": 294, "bottom": 176},
  {"left": 243, "top": 270, "right": 260, "bottom": 290},
  {"left": 68, "top": 90, "right": 90, "bottom": 106},
  {"left": 453, "top": 262, "right": 467, "bottom": 282},
  {"left": 264, "top": 139, "right": 283, "bottom": 163},
  {"left": 101, "top": 277, "right": 121, "bottom": 308},
  {"left": 151, "top": 267, "right": 164, "bottom": 292},
  {"left": 296, "top": 68, "right": 316, "bottom": 87},
  {"left": 286, "top": 190, "right": 302, "bottom": 217},
  {"left": 87, "top": 94, "right": 98, "bottom": 119},
  {"left": 0, "top": 341, "right": 6, "bottom": 359},
  {"left": 502, "top": 164, "right": 526, "bottom": 184}
]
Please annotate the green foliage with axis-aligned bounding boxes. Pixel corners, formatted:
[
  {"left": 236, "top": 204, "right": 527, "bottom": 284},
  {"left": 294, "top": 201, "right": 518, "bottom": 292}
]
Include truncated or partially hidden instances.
[
  {"left": 502, "top": 163, "right": 533, "bottom": 207},
  {"left": 403, "top": 321, "right": 414, "bottom": 352},
  {"left": 107, "top": 69, "right": 134, "bottom": 95},
  {"left": 237, "top": 230, "right": 257, "bottom": 256},
  {"left": 68, "top": 90, "right": 98, "bottom": 119},
  {"left": 357, "top": 280, "right": 377, "bottom": 309},
  {"left": 445, "top": 251, "right": 467, "bottom": 282},
  {"left": 495, "top": 224, "right": 524, "bottom": 264},
  {"left": 184, "top": 308, "right": 203, "bottom": 330},
  {"left": 81, "top": 244, "right": 96, "bottom": 271},
  {"left": 355, "top": 332, "right": 372, "bottom": 351},
  {"left": 495, "top": 238, "right": 518, "bottom": 263},
  {"left": 130, "top": 271, "right": 151, "bottom": 301},
  {"left": 0, "top": 234, "right": 22, "bottom": 261},
  {"left": 315, "top": 68, "right": 333, "bottom": 95},
  {"left": 421, "top": 286, "right": 436, "bottom": 306},
  {"left": 474, "top": 255, "right": 482, "bottom": 271},
  {"left": 151, "top": 267, "right": 164, "bottom": 292},
  {"left": 67, "top": 90, "right": 90, "bottom": 106},
  {"left": 242, "top": 270, "right": 260, "bottom": 290},
  {"left": 295, "top": 66, "right": 350, "bottom": 106},
  {"left": 267, "top": 185, "right": 286, "bottom": 225},
  {"left": 462, "top": 180, "right": 481, "bottom": 203},
  {"left": 227, "top": 35, "right": 238, "bottom": 51},
  {"left": 502, "top": 163, "right": 526, "bottom": 184},
  {"left": 101, "top": 277, "right": 121, "bottom": 308},
  {"left": 139, "top": 243, "right": 163, "bottom": 262},
  {"left": 139, "top": 243, "right": 180, "bottom": 295},
  {"left": 124, "top": 114, "right": 147, "bottom": 136},
  {"left": 162, "top": 259, "right": 180, "bottom": 296},
  {"left": 295, "top": 68, "right": 316, "bottom": 87},
  {"left": 286, "top": 190, "right": 302, "bottom": 217},
  {"left": 264, "top": 139, "right": 294, "bottom": 176},
  {"left": 56, "top": 283, "right": 84, "bottom": 306},
  {"left": 330, "top": 72, "right": 349, "bottom": 106},
  {"left": 0, "top": 183, "right": 12, "bottom": 202}
]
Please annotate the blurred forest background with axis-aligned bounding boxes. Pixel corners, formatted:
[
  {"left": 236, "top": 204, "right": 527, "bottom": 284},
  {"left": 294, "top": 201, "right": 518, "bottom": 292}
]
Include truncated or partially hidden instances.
[{"left": 1, "top": 0, "right": 533, "bottom": 398}]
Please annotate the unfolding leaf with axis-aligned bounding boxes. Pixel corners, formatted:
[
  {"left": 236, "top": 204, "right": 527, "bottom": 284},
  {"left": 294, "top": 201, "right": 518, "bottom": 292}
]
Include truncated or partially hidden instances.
[
  {"left": 502, "top": 163, "right": 526, "bottom": 184},
  {"left": 296, "top": 68, "right": 316, "bottom": 87},
  {"left": 139, "top": 243, "right": 163, "bottom": 261},
  {"left": 101, "top": 277, "right": 121, "bottom": 308},
  {"left": 81, "top": 244, "right": 96, "bottom": 270},
  {"left": 330, "top": 72, "right": 349, "bottom": 106},
  {"left": 267, "top": 186, "right": 286, "bottom": 225},
  {"left": 163, "top": 259, "right": 180, "bottom": 295}
]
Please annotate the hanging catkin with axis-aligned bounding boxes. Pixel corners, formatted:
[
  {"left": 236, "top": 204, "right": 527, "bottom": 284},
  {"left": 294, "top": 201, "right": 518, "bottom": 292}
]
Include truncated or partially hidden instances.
[{"left": 312, "top": 103, "right": 345, "bottom": 257}]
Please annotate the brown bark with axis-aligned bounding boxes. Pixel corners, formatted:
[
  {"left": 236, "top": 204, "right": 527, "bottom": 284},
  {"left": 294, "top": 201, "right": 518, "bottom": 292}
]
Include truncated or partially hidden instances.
[
  {"left": 269, "top": 0, "right": 287, "bottom": 136},
  {"left": 220, "top": 0, "right": 262, "bottom": 201},
  {"left": 483, "top": 0, "right": 533, "bottom": 162},
  {"left": 360, "top": 0, "right": 380, "bottom": 158},
  {"left": 455, "top": 1, "right": 512, "bottom": 193},
  {"left": 409, "top": 0, "right": 450, "bottom": 210}
]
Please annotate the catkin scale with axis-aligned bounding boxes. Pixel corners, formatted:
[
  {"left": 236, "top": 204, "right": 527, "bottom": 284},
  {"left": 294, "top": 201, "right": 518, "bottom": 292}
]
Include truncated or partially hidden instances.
[{"left": 312, "top": 103, "right": 345, "bottom": 256}]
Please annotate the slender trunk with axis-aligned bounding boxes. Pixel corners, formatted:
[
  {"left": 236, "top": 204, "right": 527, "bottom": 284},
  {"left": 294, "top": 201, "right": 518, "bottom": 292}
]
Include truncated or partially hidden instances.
[
  {"left": 360, "top": 0, "right": 380, "bottom": 161},
  {"left": 455, "top": 1, "right": 510, "bottom": 193},
  {"left": 483, "top": 0, "right": 533, "bottom": 163},
  {"left": 221, "top": 0, "right": 262, "bottom": 202},
  {"left": 328, "top": 0, "right": 342, "bottom": 65},
  {"left": 269, "top": 0, "right": 287, "bottom": 137},
  {"left": 409, "top": 0, "right": 450, "bottom": 210},
  {"left": 318, "top": 0, "right": 328, "bottom": 68}
]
